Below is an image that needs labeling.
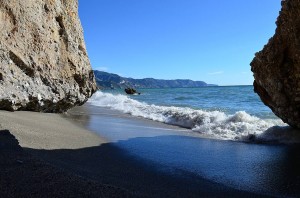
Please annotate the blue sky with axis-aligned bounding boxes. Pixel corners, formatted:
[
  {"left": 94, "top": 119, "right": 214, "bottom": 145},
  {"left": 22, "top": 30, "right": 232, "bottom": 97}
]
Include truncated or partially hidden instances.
[{"left": 78, "top": 0, "right": 281, "bottom": 85}]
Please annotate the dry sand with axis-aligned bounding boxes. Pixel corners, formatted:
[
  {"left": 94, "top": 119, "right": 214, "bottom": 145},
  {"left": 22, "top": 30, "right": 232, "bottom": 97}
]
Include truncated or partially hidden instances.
[{"left": 0, "top": 110, "right": 106, "bottom": 150}]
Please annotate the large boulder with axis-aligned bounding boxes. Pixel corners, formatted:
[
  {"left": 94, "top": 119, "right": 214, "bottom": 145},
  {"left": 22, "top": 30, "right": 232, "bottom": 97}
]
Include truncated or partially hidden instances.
[
  {"left": 251, "top": 0, "right": 300, "bottom": 128},
  {"left": 0, "top": 0, "right": 96, "bottom": 112}
]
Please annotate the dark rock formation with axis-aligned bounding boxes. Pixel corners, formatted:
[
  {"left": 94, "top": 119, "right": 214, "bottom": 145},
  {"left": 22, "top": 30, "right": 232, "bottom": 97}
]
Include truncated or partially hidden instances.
[
  {"left": 0, "top": 0, "right": 96, "bottom": 112},
  {"left": 124, "top": 88, "right": 140, "bottom": 95},
  {"left": 251, "top": 0, "right": 300, "bottom": 128}
]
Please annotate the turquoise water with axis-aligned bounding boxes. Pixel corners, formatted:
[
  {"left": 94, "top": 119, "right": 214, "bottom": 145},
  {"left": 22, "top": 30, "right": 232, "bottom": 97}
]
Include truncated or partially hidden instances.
[
  {"left": 88, "top": 85, "right": 296, "bottom": 142},
  {"left": 101, "top": 86, "right": 275, "bottom": 118}
]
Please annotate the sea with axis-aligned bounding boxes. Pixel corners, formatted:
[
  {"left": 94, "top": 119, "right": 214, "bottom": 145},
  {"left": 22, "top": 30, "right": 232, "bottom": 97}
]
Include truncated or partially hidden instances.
[
  {"left": 88, "top": 85, "right": 300, "bottom": 144},
  {"left": 80, "top": 85, "right": 300, "bottom": 196}
]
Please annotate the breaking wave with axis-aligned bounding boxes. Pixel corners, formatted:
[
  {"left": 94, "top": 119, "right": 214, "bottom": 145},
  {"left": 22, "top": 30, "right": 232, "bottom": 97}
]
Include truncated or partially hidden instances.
[{"left": 88, "top": 92, "right": 300, "bottom": 144}]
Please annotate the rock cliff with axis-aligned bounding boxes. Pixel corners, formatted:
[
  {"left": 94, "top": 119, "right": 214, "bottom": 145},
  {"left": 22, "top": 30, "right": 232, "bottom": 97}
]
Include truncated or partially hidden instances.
[
  {"left": 0, "top": 0, "right": 96, "bottom": 112},
  {"left": 251, "top": 0, "right": 300, "bottom": 127}
]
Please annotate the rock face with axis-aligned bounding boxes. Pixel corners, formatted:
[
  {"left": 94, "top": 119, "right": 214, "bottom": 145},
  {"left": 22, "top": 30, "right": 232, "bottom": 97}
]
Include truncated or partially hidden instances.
[
  {"left": 0, "top": 0, "right": 96, "bottom": 112},
  {"left": 251, "top": 0, "right": 300, "bottom": 127}
]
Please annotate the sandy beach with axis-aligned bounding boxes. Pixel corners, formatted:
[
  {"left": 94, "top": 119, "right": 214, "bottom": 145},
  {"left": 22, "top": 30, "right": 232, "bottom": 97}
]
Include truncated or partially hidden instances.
[
  {"left": 0, "top": 106, "right": 274, "bottom": 197},
  {"left": 0, "top": 110, "right": 106, "bottom": 150},
  {"left": 0, "top": 110, "right": 135, "bottom": 197},
  {"left": 4, "top": 102, "right": 300, "bottom": 197}
]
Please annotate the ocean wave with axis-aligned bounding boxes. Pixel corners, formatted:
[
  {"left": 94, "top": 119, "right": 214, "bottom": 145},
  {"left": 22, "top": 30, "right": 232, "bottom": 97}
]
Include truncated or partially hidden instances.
[{"left": 88, "top": 92, "right": 300, "bottom": 144}]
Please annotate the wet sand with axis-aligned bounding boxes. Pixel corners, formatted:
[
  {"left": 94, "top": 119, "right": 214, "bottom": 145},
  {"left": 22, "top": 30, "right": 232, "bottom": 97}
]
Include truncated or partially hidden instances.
[{"left": 1, "top": 105, "right": 294, "bottom": 197}]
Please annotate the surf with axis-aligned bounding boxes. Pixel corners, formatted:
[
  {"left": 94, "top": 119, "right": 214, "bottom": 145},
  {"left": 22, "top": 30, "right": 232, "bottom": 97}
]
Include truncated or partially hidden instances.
[{"left": 88, "top": 91, "right": 300, "bottom": 144}]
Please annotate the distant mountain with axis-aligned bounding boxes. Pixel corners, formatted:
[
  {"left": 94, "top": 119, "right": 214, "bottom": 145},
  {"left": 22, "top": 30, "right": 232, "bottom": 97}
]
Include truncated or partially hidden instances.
[{"left": 94, "top": 70, "right": 217, "bottom": 89}]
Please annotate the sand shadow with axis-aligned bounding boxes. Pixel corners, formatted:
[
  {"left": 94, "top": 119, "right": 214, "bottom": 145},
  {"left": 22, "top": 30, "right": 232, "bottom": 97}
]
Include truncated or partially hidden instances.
[
  {"left": 2, "top": 129, "right": 300, "bottom": 197},
  {"left": 24, "top": 141, "right": 237, "bottom": 198},
  {"left": 0, "top": 130, "right": 133, "bottom": 198}
]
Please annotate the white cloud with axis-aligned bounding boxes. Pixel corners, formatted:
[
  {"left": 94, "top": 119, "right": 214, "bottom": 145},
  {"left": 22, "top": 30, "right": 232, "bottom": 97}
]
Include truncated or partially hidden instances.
[
  {"left": 207, "top": 71, "right": 224, "bottom": 75},
  {"left": 94, "top": 66, "right": 108, "bottom": 71}
]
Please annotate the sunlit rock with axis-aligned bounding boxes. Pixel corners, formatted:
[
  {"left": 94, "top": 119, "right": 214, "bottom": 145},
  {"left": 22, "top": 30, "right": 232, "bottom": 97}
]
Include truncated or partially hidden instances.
[{"left": 0, "top": 0, "right": 96, "bottom": 112}]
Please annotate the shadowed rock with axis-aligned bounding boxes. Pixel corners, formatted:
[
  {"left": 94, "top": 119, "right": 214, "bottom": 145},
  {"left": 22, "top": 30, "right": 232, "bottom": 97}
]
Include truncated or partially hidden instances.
[
  {"left": 251, "top": 0, "right": 300, "bottom": 128},
  {"left": 0, "top": 0, "right": 96, "bottom": 112},
  {"left": 125, "top": 88, "right": 140, "bottom": 95}
]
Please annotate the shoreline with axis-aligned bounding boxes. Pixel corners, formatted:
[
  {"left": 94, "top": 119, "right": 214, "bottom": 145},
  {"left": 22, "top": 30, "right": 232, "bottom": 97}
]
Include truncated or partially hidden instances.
[
  {"left": 0, "top": 107, "right": 282, "bottom": 197},
  {"left": 67, "top": 104, "right": 300, "bottom": 197}
]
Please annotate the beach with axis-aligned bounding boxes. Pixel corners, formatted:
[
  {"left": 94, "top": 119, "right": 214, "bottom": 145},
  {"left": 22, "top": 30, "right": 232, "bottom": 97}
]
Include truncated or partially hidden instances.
[
  {"left": 1, "top": 0, "right": 298, "bottom": 197},
  {"left": 0, "top": 106, "right": 272, "bottom": 197},
  {"left": 0, "top": 110, "right": 106, "bottom": 150},
  {"left": 0, "top": 110, "right": 134, "bottom": 197},
  {"left": 68, "top": 104, "right": 300, "bottom": 197},
  {"left": 2, "top": 102, "right": 300, "bottom": 197}
]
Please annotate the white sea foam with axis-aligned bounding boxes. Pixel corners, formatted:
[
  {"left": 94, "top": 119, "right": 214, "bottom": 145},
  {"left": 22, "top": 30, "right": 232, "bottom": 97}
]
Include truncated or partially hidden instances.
[{"left": 88, "top": 92, "right": 300, "bottom": 143}]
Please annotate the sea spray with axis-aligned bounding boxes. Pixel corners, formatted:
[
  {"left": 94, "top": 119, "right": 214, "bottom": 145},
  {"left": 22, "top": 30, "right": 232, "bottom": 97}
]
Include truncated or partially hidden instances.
[{"left": 87, "top": 91, "right": 300, "bottom": 143}]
